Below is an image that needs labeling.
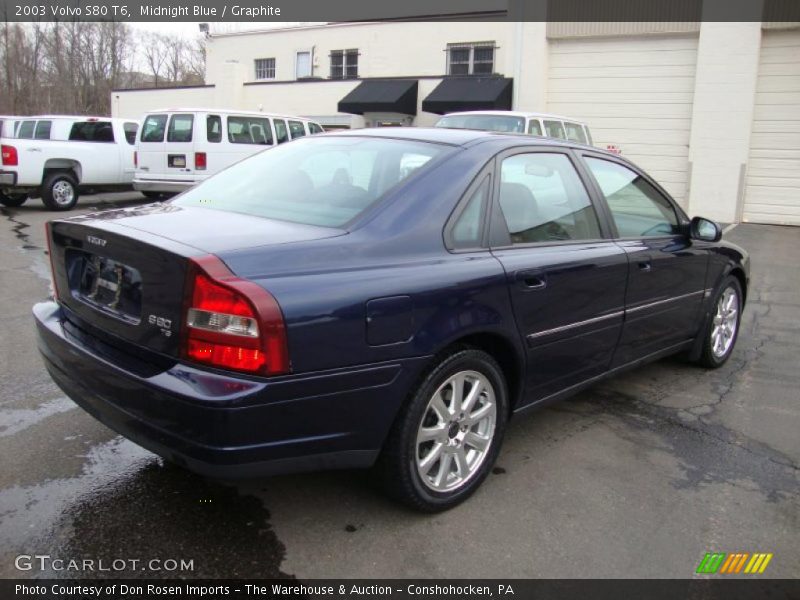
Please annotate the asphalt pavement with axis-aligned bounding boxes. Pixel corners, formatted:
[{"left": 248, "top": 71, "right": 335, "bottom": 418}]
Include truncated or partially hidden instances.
[{"left": 0, "top": 192, "right": 797, "bottom": 579}]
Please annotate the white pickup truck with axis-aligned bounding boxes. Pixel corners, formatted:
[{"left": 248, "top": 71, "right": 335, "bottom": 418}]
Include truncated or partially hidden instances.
[{"left": 0, "top": 115, "right": 140, "bottom": 210}]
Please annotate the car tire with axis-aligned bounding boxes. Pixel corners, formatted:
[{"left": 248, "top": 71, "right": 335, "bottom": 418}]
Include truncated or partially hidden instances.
[
  {"left": 141, "top": 191, "right": 163, "bottom": 200},
  {"left": 0, "top": 192, "right": 28, "bottom": 207},
  {"left": 694, "top": 276, "right": 743, "bottom": 369},
  {"left": 378, "top": 347, "right": 508, "bottom": 512},
  {"left": 42, "top": 172, "right": 79, "bottom": 211}
]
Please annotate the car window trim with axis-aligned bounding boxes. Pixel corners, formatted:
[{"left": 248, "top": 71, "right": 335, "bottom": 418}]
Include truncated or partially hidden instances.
[
  {"left": 443, "top": 162, "right": 494, "bottom": 254},
  {"left": 577, "top": 150, "right": 690, "bottom": 240},
  {"left": 487, "top": 145, "right": 616, "bottom": 250}
]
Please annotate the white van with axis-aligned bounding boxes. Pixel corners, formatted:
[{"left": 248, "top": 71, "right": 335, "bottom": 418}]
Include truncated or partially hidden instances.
[
  {"left": 435, "top": 111, "right": 594, "bottom": 146},
  {"left": 134, "top": 109, "right": 324, "bottom": 196}
]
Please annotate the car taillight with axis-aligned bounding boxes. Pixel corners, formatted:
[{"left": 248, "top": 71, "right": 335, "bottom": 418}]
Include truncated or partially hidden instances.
[
  {"left": 2, "top": 145, "right": 18, "bottom": 166},
  {"left": 45, "top": 222, "right": 60, "bottom": 300},
  {"left": 133, "top": 151, "right": 137, "bottom": 168},
  {"left": 195, "top": 152, "right": 206, "bottom": 170},
  {"left": 182, "top": 255, "right": 289, "bottom": 376}
]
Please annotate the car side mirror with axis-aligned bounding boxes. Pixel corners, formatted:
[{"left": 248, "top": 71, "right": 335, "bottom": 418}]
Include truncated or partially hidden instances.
[{"left": 690, "top": 216, "right": 722, "bottom": 242}]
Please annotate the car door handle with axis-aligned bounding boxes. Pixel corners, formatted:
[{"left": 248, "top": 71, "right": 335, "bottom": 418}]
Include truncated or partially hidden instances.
[
  {"left": 516, "top": 270, "right": 547, "bottom": 290},
  {"left": 638, "top": 261, "right": 652, "bottom": 272}
]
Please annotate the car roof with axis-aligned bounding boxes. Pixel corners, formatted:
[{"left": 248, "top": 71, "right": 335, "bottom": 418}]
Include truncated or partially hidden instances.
[
  {"left": 146, "top": 108, "right": 318, "bottom": 121},
  {"left": 440, "top": 110, "right": 588, "bottom": 125}
]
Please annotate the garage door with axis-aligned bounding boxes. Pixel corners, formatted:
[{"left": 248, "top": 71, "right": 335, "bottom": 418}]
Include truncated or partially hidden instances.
[
  {"left": 743, "top": 30, "right": 800, "bottom": 226},
  {"left": 547, "top": 35, "right": 699, "bottom": 207}
]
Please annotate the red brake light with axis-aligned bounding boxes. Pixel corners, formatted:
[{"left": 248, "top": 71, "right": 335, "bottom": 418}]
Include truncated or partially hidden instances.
[
  {"left": 2, "top": 145, "right": 18, "bottom": 166},
  {"left": 134, "top": 151, "right": 137, "bottom": 168},
  {"left": 182, "top": 255, "right": 289, "bottom": 376},
  {"left": 195, "top": 152, "right": 206, "bottom": 170}
]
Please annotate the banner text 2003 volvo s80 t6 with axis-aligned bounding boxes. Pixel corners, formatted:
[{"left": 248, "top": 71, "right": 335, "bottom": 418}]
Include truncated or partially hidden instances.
[{"left": 34, "top": 128, "right": 749, "bottom": 511}]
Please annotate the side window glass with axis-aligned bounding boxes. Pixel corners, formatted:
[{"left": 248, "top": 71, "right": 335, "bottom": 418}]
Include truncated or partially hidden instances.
[
  {"left": 288, "top": 120, "right": 306, "bottom": 139},
  {"left": 207, "top": 115, "right": 222, "bottom": 143},
  {"left": 34, "top": 121, "right": 52, "bottom": 140},
  {"left": 227, "top": 117, "right": 273, "bottom": 145},
  {"left": 451, "top": 175, "right": 489, "bottom": 249},
  {"left": 585, "top": 157, "right": 679, "bottom": 237},
  {"left": 308, "top": 122, "right": 324, "bottom": 134},
  {"left": 17, "top": 120, "right": 35, "bottom": 139},
  {"left": 527, "top": 120, "right": 542, "bottom": 136},
  {"left": 141, "top": 115, "right": 167, "bottom": 142},
  {"left": 274, "top": 119, "right": 289, "bottom": 144},
  {"left": 563, "top": 122, "right": 587, "bottom": 144},
  {"left": 167, "top": 114, "right": 194, "bottom": 142},
  {"left": 584, "top": 127, "right": 593, "bottom": 146},
  {"left": 498, "top": 153, "right": 602, "bottom": 244},
  {"left": 123, "top": 122, "right": 138, "bottom": 145},
  {"left": 543, "top": 120, "right": 566, "bottom": 140}
]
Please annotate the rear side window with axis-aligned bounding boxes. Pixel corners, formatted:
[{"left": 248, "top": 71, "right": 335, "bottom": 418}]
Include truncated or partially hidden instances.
[
  {"left": 498, "top": 152, "right": 602, "bottom": 244},
  {"left": 543, "top": 120, "right": 566, "bottom": 140},
  {"left": 227, "top": 116, "right": 273, "bottom": 145},
  {"left": 69, "top": 121, "right": 115, "bottom": 142},
  {"left": 527, "top": 120, "right": 542, "bottom": 136},
  {"left": 274, "top": 119, "right": 289, "bottom": 144},
  {"left": 141, "top": 115, "right": 167, "bottom": 142},
  {"left": 34, "top": 121, "right": 52, "bottom": 140},
  {"left": 167, "top": 114, "right": 194, "bottom": 142},
  {"left": 451, "top": 175, "right": 490, "bottom": 250},
  {"left": 17, "top": 121, "right": 35, "bottom": 139},
  {"left": 564, "top": 122, "right": 587, "bottom": 144},
  {"left": 308, "top": 122, "right": 324, "bottom": 134},
  {"left": 584, "top": 127, "right": 593, "bottom": 146},
  {"left": 123, "top": 122, "right": 138, "bottom": 145},
  {"left": 288, "top": 120, "right": 306, "bottom": 139},
  {"left": 207, "top": 115, "right": 222, "bottom": 143}
]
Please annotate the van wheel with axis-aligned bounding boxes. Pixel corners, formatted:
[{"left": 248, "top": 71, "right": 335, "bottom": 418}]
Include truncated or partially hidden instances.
[
  {"left": 42, "top": 172, "right": 79, "bottom": 211},
  {"left": 378, "top": 348, "right": 508, "bottom": 512},
  {"left": 0, "top": 192, "right": 28, "bottom": 207}
]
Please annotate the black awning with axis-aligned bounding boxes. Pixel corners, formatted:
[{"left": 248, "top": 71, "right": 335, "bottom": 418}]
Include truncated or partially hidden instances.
[
  {"left": 337, "top": 79, "right": 419, "bottom": 115},
  {"left": 421, "top": 77, "right": 513, "bottom": 115}
]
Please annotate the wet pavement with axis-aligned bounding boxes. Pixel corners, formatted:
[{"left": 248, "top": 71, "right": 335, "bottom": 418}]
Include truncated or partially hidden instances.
[{"left": 0, "top": 193, "right": 797, "bottom": 579}]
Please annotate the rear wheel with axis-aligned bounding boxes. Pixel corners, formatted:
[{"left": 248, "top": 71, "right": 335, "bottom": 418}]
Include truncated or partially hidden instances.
[
  {"left": 0, "top": 191, "right": 28, "bottom": 207},
  {"left": 378, "top": 348, "right": 508, "bottom": 512},
  {"left": 694, "top": 276, "right": 743, "bottom": 368},
  {"left": 42, "top": 172, "right": 79, "bottom": 211}
]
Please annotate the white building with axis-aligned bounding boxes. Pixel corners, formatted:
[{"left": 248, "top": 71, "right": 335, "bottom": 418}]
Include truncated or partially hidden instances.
[{"left": 112, "top": 20, "right": 800, "bottom": 226}]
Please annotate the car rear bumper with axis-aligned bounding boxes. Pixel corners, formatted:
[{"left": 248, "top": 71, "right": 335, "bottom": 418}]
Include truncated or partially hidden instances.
[
  {"left": 34, "top": 301, "right": 427, "bottom": 479},
  {"left": 0, "top": 171, "right": 18, "bottom": 186},
  {"left": 133, "top": 178, "right": 195, "bottom": 193}
]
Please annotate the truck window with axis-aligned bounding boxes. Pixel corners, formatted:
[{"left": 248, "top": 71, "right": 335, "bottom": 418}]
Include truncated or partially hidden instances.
[
  {"left": 69, "top": 121, "right": 115, "bottom": 142},
  {"left": 167, "top": 114, "right": 194, "bottom": 143},
  {"left": 227, "top": 116, "right": 273, "bottom": 145},
  {"left": 308, "top": 122, "right": 324, "bottom": 134},
  {"left": 123, "top": 122, "right": 138, "bottom": 145},
  {"left": 564, "top": 122, "right": 587, "bottom": 144},
  {"left": 207, "top": 115, "right": 222, "bottom": 143},
  {"left": 288, "top": 120, "right": 306, "bottom": 139},
  {"left": 34, "top": 121, "right": 52, "bottom": 140},
  {"left": 543, "top": 120, "right": 566, "bottom": 140},
  {"left": 141, "top": 115, "right": 167, "bottom": 142},
  {"left": 17, "top": 121, "right": 35, "bottom": 139}
]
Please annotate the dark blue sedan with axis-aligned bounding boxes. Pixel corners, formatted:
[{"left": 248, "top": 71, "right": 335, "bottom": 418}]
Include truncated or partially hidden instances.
[{"left": 34, "top": 128, "right": 749, "bottom": 511}]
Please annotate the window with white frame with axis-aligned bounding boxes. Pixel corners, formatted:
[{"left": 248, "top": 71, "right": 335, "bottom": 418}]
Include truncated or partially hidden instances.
[
  {"left": 296, "top": 50, "right": 312, "bottom": 78},
  {"left": 254, "top": 58, "right": 276, "bottom": 80},
  {"left": 330, "top": 49, "right": 359, "bottom": 79},
  {"left": 447, "top": 42, "right": 495, "bottom": 75}
]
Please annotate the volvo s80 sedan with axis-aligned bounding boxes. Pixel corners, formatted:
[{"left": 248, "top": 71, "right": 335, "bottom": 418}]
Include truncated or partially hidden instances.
[{"left": 34, "top": 128, "right": 749, "bottom": 511}]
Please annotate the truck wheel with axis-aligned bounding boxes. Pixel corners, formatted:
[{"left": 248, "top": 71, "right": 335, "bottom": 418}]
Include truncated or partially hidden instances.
[
  {"left": 378, "top": 348, "right": 509, "bottom": 512},
  {"left": 42, "top": 172, "right": 79, "bottom": 211},
  {"left": 0, "top": 192, "right": 28, "bottom": 207}
]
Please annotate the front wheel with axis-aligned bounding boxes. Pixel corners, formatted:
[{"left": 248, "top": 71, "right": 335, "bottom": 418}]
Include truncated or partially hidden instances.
[
  {"left": 378, "top": 348, "right": 508, "bottom": 512},
  {"left": 42, "top": 172, "right": 79, "bottom": 211},
  {"left": 694, "top": 276, "right": 743, "bottom": 368},
  {"left": 0, "top": 191, "right": 28, "bottom": 207}
]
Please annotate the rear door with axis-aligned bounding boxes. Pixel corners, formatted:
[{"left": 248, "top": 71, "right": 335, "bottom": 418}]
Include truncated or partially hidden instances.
[
  {"left": 580, "top": 152, "right": 709, "bottom": 365},
  {"left": 136, "top": 113, "right": 168, "bottom": 181},
  {"left": 489, "top": 147, "right": 627, "bottom": 404},
  {"left": 163, "top": 113, "right": 197, "bottom": 185}
]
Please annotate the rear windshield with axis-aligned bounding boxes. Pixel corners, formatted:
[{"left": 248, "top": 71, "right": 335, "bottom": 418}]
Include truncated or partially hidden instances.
[
  {"left": 436, "top": 114, "right": 525, "bottom": 134},
  {"left": 174, "top": 136, "right": 450, "bottom": 228},
  {"left": 69, "top": 121, "right": 114, "bottom": 142}
]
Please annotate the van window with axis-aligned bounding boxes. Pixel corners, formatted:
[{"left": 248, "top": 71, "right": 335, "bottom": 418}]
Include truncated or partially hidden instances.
[
  {"left": 141, "top": 115, "right": 167, "bottom": 142},
  {"left": 543, "top": 120, "right": 566, "bottom": 140},
  {"left": 123, "top": 122, "right": 138, "bottom": 145},
  {"left": 564, "top": 122, "right": 587, "bottom": 144},
  {"left": 167, "top": 114, "right": 194, "bottom": 143},
  {"left": 17, "top": 121, "right": 35, "bottom": 139},
  {"left": 274, "top": 119, "right": 289, "bottom": 144},
  {"left": 227, "top": 116, "right": 273, "bottom": 145},
  {"left": 34, "top": 120, "right": 52, "bottom": 140},
  {"left": 584, "top": 127, "right": 593, "bottom": 146},
  {"left": 288, "top": 120, "right": 306, "bottom": 139},
  {"left": 69, "top": 121, "right": 115, "bottom": 142},
  {"left": 207, "top": 115, "right": 222, "bottom": 143},
  {"left": 308, "top": 122, "right": 324, "bottom": 134},
  {"left": 527, "top": 119, "right": 542, "bottom": 136}
]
